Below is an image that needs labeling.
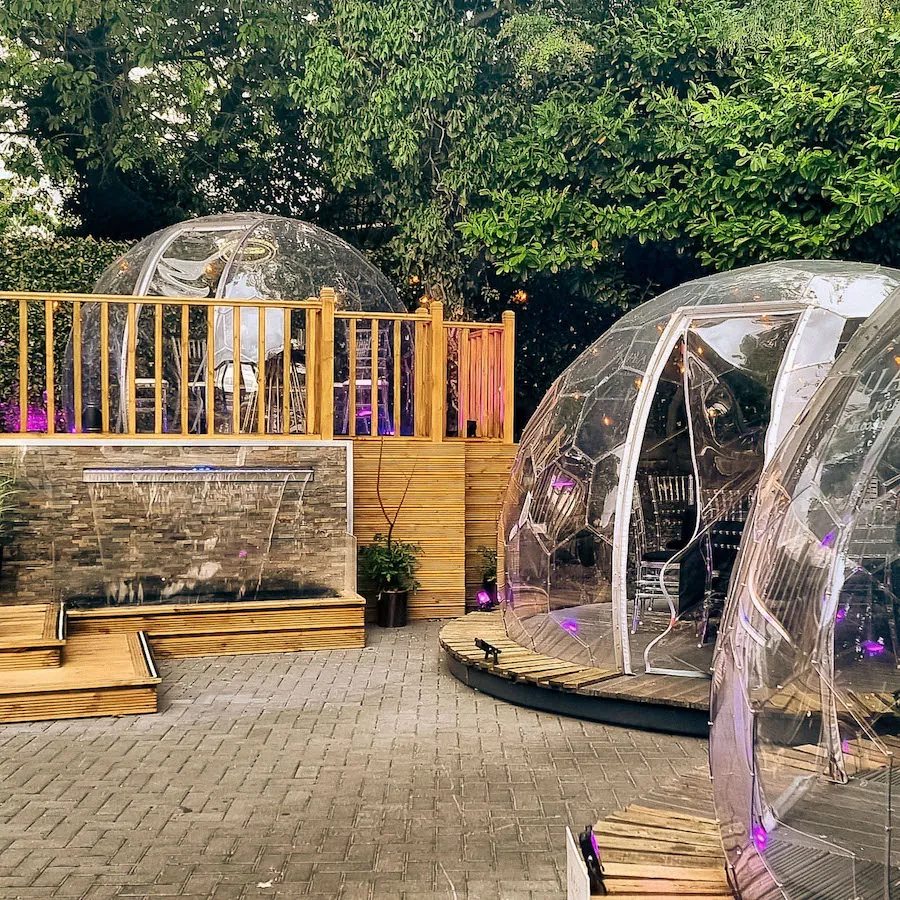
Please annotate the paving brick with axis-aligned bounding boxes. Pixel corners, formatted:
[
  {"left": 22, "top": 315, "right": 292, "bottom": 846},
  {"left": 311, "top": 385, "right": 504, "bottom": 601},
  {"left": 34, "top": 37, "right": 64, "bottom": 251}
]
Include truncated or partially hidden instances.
[{"left": 0, "top": 622, "right": 707, "bottom": 899}]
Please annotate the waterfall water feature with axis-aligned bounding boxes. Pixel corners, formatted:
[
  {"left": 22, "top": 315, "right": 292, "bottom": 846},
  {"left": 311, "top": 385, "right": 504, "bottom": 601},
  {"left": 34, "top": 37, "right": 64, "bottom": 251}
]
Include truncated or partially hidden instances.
[{"left": 80, "top": 465, "right": 318, "bottom": 607}]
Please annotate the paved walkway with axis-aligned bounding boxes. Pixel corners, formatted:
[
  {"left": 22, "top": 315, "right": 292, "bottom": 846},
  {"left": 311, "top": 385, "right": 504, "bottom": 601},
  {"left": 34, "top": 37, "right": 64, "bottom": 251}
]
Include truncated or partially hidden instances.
[{"left": 0, "top": 622, "right": 708, "bottom": 900}]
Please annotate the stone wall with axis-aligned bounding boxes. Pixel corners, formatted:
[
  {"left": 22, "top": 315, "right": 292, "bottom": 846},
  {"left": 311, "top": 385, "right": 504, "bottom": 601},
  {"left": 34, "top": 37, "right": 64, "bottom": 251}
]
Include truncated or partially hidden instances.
[{"left": 0, "top": 441, "right": 351, "bottom": 607}]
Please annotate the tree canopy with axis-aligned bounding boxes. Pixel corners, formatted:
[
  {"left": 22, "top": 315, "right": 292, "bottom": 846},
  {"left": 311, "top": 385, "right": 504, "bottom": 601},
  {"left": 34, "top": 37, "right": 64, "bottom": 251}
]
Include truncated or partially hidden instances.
[{"left": 4, "top": 0, "right": 900, "bottom": 418}]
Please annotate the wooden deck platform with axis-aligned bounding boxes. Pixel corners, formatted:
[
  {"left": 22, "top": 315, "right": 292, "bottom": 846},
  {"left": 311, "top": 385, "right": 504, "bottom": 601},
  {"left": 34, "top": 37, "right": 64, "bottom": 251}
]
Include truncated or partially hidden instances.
[
  {"left": 591, "top": 804, "right": 729, "bottom": 898},
  {"left": 67, "top": 593, "right": 367, "bottom": 658},
  {"left": 440, "top": 612, "right": 711, "bottom": 735},
  {"left": 575, "top": 768, "right": 730, "bottom": 898},
  {"left": 0, "top": 631, "right": 160, "bottom": 723},
  {"left": 0, "top": 602, "right": 64, "bottom": 669}
]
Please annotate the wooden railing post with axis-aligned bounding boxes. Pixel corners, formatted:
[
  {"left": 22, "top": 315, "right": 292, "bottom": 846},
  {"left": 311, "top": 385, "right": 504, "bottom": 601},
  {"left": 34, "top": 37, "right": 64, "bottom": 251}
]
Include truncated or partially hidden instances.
[
  {"left": 502, "top": 310, "right": 515, "bottom": 443},
  {"left": 304, "top": 305, "right": 316, "bottom": 435},
  {"left": 319, "top": 288, "right": 335, "bottom": 441},
  {"left": 430, "top": 301, "right": 445, "bottom": 442},
  {"left": 458, "top": 326, "right": 469, "bottom": 437},
  {"left": 72, "top": 300, "right": 82, "bottom": 433},
  {"left": 414, "top": 307, "right": 429, "bottom": 437},
  {"left": 127, "top": 303, "right": 138, "bottom": 435},
  {"left": 18, "top": 299, "right": 27, "bottom": 433}
]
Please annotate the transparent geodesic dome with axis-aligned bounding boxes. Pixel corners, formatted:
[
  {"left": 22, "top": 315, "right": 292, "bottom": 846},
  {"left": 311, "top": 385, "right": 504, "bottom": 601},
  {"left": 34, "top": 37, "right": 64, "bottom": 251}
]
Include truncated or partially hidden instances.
[
  {"left": 63, "top": 213, "right": 407, "bottom": 434},
  {"left": 502, "top": 261, "right": 900, "bottom": 678},
  {"left": 710, "top": 292, "right": 900, "bottom": 900}
]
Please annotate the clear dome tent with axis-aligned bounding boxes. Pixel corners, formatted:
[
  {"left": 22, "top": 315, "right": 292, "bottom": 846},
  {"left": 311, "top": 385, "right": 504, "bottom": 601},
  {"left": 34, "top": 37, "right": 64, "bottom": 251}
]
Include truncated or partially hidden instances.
[
  {"left": 501, "top": 261, "right": 900, "bottom": 678},
  {"left": 64, "top": 213, "right": 408, "bottom": 435},
  {"left": 709, "top": 292, "right": 900, "bottom": 900}
]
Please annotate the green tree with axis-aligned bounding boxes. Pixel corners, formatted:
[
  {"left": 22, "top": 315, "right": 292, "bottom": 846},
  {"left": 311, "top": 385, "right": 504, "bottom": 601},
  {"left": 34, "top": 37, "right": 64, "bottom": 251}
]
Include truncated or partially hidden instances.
[
  {"left": 8, "top": 0, "right": 900, "bottom": 425},
  {"left": 0, "top": 0, "right": 324, "bottom": 238}
]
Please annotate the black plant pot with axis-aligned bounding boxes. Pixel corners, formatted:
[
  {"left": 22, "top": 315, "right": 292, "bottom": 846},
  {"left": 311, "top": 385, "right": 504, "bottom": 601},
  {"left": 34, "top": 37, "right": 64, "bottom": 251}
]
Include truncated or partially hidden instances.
[
  {"left": 377, "top": 589, "right": 409, "bottom": 628},
  {"left": 479, "top": 579, "right": 498, "bottom": 609}
]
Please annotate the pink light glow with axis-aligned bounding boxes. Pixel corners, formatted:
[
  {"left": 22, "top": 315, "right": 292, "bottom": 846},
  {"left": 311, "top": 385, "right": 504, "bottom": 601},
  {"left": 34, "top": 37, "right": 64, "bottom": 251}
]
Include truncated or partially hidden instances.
[
  {"left": 561, "top": 619, "right": 579, "bottom": 635},
  {"left": 862, "top": 640, "right": 885, "bottom": 656},
  {"left": 752, "top": 824, "right": 768, "bottom": 853},
  {"left": 551, "top": 476, "right": 576, "bottom": 491},
  {"left": 0, "top": 399, "right": 65, "bottom": 433},
  {"left": 821, "top": 530, "right": 837, "bottom": 548},
  {"left": 476, "top": 590, "right": 493, "bottom": 608},
  {"left": 836, "top": 607, "right": 847, "bottom": 623}
]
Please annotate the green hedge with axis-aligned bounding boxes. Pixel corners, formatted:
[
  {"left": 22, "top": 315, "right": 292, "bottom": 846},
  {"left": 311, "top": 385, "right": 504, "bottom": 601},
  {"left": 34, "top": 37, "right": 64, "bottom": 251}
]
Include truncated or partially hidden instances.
[
  {"left": 0, "top": 237, "right": 132, "bottom": 425},
  {"left": 0, "top": 236, "right": 132, "bottom": 293}
]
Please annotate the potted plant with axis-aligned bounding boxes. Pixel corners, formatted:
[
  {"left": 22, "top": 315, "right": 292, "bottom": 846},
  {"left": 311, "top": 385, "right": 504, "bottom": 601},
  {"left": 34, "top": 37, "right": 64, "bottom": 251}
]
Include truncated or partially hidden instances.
[
  {"left": 360, "top": 533, "right": 421, "bottom": 627},
  {"left": 476, "top": 544, "right": 498, "bottom": 609}
]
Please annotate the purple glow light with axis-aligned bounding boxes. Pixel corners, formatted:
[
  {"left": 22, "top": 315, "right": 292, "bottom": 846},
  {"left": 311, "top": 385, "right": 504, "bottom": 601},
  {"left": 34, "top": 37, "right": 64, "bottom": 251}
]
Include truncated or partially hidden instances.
[
  {"left": 561, "top": 619, "right": 579, "bottom": 635},
  {"left": 842, "top": 739, "right": 851, "bottom": 753},
  {"left": 752, "top": 825, "right": 768, "bottom": 853},
  {"left": 238, "top": 550, "right": 248, "bottom": 559},
  {"left": 0, "top": 399, "right": 65, "bottom": 433},
  {"left": 836, "top": 607, "right": 847, "bottom": 623},
  {"left": 863, "top": 640, "right": 886, "bottom": 656},
  {"left": 821, "top": 530, "right": 837, "bottom": 548},
  {"left": 476, "top": 590, "right": 493, "bottom": 608},
  {"left": 551, "top": 476, "right": 576, "bottom": 491}
]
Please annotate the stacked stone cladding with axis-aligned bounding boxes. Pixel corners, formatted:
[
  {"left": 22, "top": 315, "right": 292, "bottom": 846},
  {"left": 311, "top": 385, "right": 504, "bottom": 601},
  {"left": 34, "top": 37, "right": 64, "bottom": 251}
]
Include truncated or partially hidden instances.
[{"left": 0, "top": 442, "right": 351, "bottom": 607}]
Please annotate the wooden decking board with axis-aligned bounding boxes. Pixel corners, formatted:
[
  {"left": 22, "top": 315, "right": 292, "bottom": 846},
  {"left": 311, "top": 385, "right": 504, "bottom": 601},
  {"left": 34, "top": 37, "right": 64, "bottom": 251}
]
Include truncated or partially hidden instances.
[
  {"left": 0, "top": 602, "right": 64, "bottom": 669},
  {"left": 548, "top": 669, "right": 616, "bottom": 689},
  {"left": 0, "top": 631, "right": 159, "bottom": 723},
  {"left": 609, "top": 812, "right": 718, "bottom": 838},
  {"left": 586, "top": 674, "right": 711, "bottom": 711},
  {"left": 602, "top": 863, "right": 726, "bottom": 882},
  {"left": 607, "top": 813, "right": 720, "bottom": 839},
  {"left": 149, "top": 627, "right": 365, "bottom": 659},
  {"left": 68, "top": 595, "right": 365, "bottom": 632},
  {"left": 68, "top": 594, "right": 366, "bottom": 658},
  {"left": 595, "top": 822, "right": 721, "bottom": 849},
  {"left": 596, "top": 891, "right": 734, "bottom": 900},
  {"left": 604, "top": 881, "right": 729, "bottom": 895},
  {"left": 589, "top": 803, "right": 729, "bottom": 900}
]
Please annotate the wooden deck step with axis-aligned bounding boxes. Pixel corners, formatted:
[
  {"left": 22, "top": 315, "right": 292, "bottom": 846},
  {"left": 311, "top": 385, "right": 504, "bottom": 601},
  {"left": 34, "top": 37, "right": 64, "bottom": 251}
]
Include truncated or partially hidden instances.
[
  {"left": 0, "top": 631, "right": 160, "bottom": 723},
  {"left": 592, "top": 805, "right": 729, "bottom": 898},
  {"left": 66, "top": 593, "right": 366, "bottom": 658},
  {"left": 0, "top": 603, "right": 65, "bottom": 670}
]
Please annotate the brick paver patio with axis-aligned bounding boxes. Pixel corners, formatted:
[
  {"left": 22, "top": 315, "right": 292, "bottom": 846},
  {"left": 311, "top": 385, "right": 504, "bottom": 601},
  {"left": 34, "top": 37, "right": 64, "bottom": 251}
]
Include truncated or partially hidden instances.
[{"left": 0, "top": 622, "right": 707, "bottom": 899}]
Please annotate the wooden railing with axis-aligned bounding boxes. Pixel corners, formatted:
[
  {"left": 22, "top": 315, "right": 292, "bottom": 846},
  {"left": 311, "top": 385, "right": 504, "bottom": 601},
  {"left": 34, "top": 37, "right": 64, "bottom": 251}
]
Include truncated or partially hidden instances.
[{"left": 0, "top": 289, "right": 514, "bottom": 442}]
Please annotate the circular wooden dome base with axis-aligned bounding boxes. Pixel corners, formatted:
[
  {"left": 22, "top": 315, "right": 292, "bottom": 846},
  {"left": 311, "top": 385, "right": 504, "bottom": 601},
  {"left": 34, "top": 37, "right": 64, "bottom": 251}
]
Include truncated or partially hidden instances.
[{"left": 440, "top": 612, "right": 710, "bottom": 737}]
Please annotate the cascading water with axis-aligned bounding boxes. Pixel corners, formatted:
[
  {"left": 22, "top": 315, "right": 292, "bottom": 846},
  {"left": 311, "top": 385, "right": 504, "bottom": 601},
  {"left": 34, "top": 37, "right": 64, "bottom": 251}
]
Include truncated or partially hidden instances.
[{"left": 79, "top": 465, "right": 318, "bottom": 607}]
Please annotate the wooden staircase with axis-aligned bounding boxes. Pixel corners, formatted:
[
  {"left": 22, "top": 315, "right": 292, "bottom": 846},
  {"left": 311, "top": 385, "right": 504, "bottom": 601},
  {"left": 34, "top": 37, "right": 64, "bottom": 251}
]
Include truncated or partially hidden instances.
[
  {"left": 0, "top": 603, "right": 65, "bottom": 669},
  {"left": 0, "top": 604, "right": 160, "bottom": 724}
]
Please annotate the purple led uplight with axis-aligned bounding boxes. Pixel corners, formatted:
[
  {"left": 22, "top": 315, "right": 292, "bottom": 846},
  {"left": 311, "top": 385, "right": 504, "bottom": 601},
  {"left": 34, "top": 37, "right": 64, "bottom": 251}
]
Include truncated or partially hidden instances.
[
  {"left": 862, "top": 640, "right": 885, "bottom": 657},
  {"left": 821, "top": 530, "right": 837, "bottom": 548},
  {"left": 551, "top": 476, "right": 576, "bottom": 491},
  {"left": 836, "top": 607, "right": 847, "bottom": 623},
  {"left": 0, "top": 400, "right": 65, "bottom": 433},
  {"left": 752, "top": 824, "right": 768, "bottom": 853},
  {"left": 560, "top": 619, "right": 579, "bottom": 635}
]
